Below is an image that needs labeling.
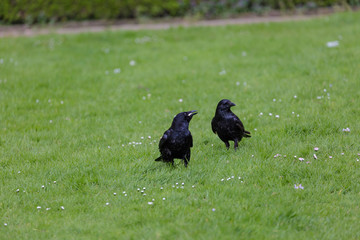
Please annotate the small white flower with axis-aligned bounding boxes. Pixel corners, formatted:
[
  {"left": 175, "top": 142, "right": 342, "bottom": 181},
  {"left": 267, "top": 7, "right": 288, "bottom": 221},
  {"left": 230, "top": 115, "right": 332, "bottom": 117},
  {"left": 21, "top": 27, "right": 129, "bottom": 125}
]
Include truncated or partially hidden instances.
[
  {"left": 4, "top": 223, "right": 7, "bottom": 226},
  {"left": 341, "top": 153, "right": 344, "bottom": 155},
  {"left": 219, "top": 70, "right": 226, "bottom": 75},
  {"left": 113, "top": 193, "right": 117, "bottom": 196},
  {"left": 275, "top": 115, "right": 280, "bottom": 118},
  {"left": 192, "top": 185, "right": 195, "bottom": 188},
  {"left": 326, "top": 41, "right": 339, "bottom": 48},
  {"left": 114, "top": 68, "right": 121, "bottom": 74},
  {"left": 142, "top": 96, "right": 146, "bottom": 100},
  {"left": 342, "top": 128, "right": 350, "bottom": 132},
  {"left": 221, "top": 179, "right": 224, "bottom": 181},
  {"left": 329, "top": 156, "right": 333, "bottom": 159},
  {"left": 49, "top": 120, "right": 53, "bottom": 123},
  {"left": 148, "top": 136, "right": 151, "bottom": 139},
  {"left": 106, "top": 202, "right": 110, "bottom": 206},
  {"left": 317, "top": 96, "right": 322, "bottom": 99},
  {"left": 48, "top": 99, "right": 51, "bottom": 103},
  {"left": 18, "top": 171, "right": 21, "bottom": 174},
  {"left": 143, "top": 187, "right": 146, "bottom": 190},
  {"left": 46, "top": 208, "right": 51, "bottom": 211},
  {"left": 178, "top": 98, "right": 183, "bottom": 103},
  {"left": 148, "top": 202, "right": 153, "bottom": 205},
  {"left": 124, "top": 194, "right": 127, "bottom": 197},
  {"left": 212, "top": 208, "right": 216, "bottom": 212},
  {"left": 314, "top": 147, "right": 319, "bottom": 151},
  {"left": 16, "top": 189, "right": 20, "bottom": 193},
  {"left": 259, "top": 112, "right": 263, "bottom": 116},
  {"left": 269, "top": 113, "right": 272, "bottom": 116},
  {"left": 297, "top": 114, "right": 300, "bottom": 117},
  {"left": 36, "top": 99, "right": 39, "bottom": 103},
  {"left": 313, "top": 154, "right": 318, "bottom": 159},
  {"left": 108, "top": 146, "right": 111, "bottom": 149},
  {"left": 294, "top": 95, "right": 297, "bottom": 99},
  {"left": 138, "top": 121, "right": 142, "bottom": 124},
  {"left": 162, "top": 197, "right": 166, "bottom": 200},
  {"left": 41, "top": 185, "right": 45, "bottom": 189},
  {"left": 60, "top": 206, "right": 65, "bottom": 210},
  {"left": 299, "top": 158, "right": 305, "bottom": 161},
  {"left": 129, "top": 60, "right": 136, "bottom": 66},
  {"left": 273, "top": 99, "right": 276, "bottom": 102},
  {"left": 160, "top": 187, "right": 163, "bottom": 190},
  {"left": 236, "top": 82, "right": 240, "bottom": 86},
  {"left": 60, "top": 101, "right": 64, "bottom": 104},
  {"left": 37, "top": 206, "right": 41, "bottom": 209}
]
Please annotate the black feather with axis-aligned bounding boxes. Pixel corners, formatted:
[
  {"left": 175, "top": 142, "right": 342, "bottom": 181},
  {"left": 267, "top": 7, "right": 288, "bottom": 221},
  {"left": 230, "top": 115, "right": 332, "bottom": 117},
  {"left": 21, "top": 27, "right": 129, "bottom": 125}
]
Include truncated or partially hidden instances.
[
  {"left": 211, "top": 99, "right": 251, "bottom": 150},
  {"left": 155, "top": 110, "right": 197, "bottom": 167}
]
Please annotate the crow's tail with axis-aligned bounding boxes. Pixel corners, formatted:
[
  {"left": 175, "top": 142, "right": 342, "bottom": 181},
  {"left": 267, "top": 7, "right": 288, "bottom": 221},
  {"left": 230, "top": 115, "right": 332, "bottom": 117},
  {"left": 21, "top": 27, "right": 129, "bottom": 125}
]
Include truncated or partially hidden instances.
[
  {"left": 244, "top": 130, "right": 251, "bottom": 138},
  {"left": 155, "top": 156, "right": 162, "bottom": 161}
]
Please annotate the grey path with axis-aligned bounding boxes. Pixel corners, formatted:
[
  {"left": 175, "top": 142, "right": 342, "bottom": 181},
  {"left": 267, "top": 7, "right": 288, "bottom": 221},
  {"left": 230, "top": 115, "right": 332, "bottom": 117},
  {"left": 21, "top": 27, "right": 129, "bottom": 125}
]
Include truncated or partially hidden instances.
[{"left": 0, "top": 14, "right": 330, "bottom": 38}]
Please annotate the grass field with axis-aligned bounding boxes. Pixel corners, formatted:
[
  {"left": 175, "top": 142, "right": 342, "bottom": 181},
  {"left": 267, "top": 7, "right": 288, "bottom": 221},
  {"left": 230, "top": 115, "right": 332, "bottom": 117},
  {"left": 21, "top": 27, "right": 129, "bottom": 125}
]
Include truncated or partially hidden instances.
[{"left": 1, "top": 12, "right": 360, "bottom": 239}]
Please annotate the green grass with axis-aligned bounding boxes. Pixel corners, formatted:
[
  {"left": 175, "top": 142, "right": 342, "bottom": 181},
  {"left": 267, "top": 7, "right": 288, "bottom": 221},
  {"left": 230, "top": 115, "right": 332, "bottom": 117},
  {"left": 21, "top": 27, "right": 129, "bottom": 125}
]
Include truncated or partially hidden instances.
[{"left": 1, "top": 12, "right": 360, "bottom": 239}]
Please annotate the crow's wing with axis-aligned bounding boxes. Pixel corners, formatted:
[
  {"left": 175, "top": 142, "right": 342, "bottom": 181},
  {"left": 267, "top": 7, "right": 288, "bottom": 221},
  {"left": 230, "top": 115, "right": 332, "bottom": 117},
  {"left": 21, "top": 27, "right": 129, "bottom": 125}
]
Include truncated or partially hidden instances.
[
  {"left": 232, "top": 115, "right": 245, "bottom": 135},
  {"left": 188, "top": 132, "right": 193, "bottom": 148},
  {"left": 159, "top": 129, "right": 172, "bottom": 149},
  {"left": 211, "top": 117, "right": 217, "bottom": 134}
]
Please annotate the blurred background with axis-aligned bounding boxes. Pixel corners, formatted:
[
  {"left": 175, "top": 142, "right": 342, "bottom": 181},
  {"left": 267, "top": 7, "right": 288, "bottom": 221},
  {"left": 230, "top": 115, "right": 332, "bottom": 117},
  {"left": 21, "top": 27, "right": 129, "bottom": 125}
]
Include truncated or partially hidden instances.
[{"left": 1, "top": 0, "right": 358, "bottom": 25}]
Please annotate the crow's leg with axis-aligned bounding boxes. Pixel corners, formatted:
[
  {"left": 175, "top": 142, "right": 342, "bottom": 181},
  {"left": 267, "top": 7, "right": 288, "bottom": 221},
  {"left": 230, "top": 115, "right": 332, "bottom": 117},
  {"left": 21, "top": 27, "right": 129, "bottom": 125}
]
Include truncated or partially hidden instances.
[
  {"left": 184, "top": 151, "right": 190, "bottom": 167},
  {"left": 224, "top": 141, "right": 230, "bottom": 150},
  {"left": 234, "top": 139, "right": 238, "bottom": 151}
]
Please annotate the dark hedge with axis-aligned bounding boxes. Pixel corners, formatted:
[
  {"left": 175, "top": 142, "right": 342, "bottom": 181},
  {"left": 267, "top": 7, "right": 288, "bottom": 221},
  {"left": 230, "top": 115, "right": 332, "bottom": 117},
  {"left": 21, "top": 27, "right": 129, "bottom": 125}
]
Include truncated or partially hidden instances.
[{"left": 0, "top": 0, "right": 358, "bottom": 24}]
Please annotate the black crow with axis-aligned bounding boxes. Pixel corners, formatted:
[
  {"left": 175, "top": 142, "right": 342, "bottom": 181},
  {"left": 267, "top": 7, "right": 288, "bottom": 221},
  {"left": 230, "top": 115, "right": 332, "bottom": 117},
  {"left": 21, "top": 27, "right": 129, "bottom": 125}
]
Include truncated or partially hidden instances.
[
  {"left": 155, "top": 110, "right": 198, "bottom": 167},
  {"left": 211, "top": 99, "right": 251, "bottom": 150}
]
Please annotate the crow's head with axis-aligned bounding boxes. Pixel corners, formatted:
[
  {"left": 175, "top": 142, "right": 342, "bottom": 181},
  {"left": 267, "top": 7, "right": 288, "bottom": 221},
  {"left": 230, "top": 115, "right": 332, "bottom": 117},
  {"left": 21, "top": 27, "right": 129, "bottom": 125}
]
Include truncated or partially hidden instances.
[
  {"left": 172, "top": 110, "right": 198, "bottom": 128},
  {"left": 216, "top": 99, "right": 236, "bottom": 112}
]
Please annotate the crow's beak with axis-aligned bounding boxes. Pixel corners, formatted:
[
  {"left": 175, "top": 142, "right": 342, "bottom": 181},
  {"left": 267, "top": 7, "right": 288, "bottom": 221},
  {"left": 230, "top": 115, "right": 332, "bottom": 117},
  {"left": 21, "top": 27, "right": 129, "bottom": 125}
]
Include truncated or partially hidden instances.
[
  {"left": 188, "top": 110, "right": 198, "bottom": 116},
  {"left": 230, "top": 102, "right": 236, "bottom": 107}
]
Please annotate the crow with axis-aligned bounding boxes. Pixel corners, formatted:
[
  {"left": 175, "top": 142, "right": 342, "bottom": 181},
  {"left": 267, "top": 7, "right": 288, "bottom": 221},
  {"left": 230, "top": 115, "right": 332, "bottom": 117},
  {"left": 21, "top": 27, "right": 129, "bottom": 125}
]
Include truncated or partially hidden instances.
[
  {"left": 155, "top": 110, "right": 198, "bottom": 167},
  {"left": 211, "top": 99, "right": 251, "bottom": 150}
]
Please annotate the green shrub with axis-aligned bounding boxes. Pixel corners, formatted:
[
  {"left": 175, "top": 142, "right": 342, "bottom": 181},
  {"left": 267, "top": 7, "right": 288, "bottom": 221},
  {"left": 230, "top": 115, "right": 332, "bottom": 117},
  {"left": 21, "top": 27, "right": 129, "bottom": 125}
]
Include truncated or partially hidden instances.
[{"left": 0, "top": 0, "right": 358, "bottom": 24}]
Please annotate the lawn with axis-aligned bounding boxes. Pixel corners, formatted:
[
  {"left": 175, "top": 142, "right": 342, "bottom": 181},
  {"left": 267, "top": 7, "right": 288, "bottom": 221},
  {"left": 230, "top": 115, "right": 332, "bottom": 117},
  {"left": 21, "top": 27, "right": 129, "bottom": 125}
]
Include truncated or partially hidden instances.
[{"left": 0, "top": 12, "right": 359, "bottom": 239}]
